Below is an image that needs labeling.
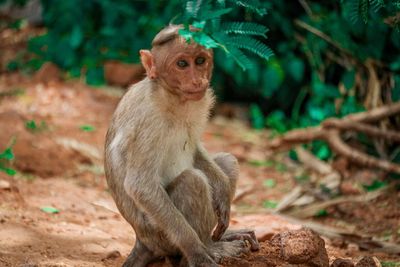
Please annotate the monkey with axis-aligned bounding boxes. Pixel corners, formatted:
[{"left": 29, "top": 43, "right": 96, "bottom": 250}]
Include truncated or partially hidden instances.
[{"left": 104, "top": 24, "right": 260, "bottom": 267}]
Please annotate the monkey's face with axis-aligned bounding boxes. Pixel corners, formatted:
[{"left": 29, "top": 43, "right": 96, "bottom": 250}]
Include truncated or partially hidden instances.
[{"left": 154, "top": 43, "right": 213, "bottom": 102}]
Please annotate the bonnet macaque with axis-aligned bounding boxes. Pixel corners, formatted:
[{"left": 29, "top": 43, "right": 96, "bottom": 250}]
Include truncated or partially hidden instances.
[{"left": 104, "top": 25, "right": 259, "bottom": 267}]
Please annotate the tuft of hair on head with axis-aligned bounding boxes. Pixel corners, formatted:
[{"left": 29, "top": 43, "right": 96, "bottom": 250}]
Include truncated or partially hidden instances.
[{"left": 151, "top": 25, "right": 183, "bottom": 47}]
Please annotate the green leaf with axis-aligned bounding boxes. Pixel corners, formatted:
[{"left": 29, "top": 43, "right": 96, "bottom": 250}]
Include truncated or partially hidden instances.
[
  {"left": 25, "top": 120, "right": 37, "bottom": 130},
  {"left": 200, "top": 8, "right": 233, "bottom": 20},
  {"left": 0, "top": 148, "right": 14, "bottom": 160},
  {"left": 249, "top": 103, "right": 264, "bottom": 129},
  {"left": 295, "top": 174, "right": 310, "bottom": 183},
  {"left": 228, "top": 0, "right": 267, "bottom": 16},
  {"left": 225, "top": 36, "right": 274, "bottom": 61},
  {"left": 86, "top": 67, "right": 104, "bottom": 86},
  {"left": 315, "top": 209, "right": 328, "bottom": 217},
  {"left": 261, "top": 60, "right": 284, "bottom": 97},
  {"left": 41, "top": 206, "right": 60, "bottom": 214},
  {"left": 315, "top": 144, "right": 331, "bottom": 160},
  {"left": 178, "top": 28, "right": 194, "bottom": 41},
  {"left": 70, "top": 25, "right": 83, "bottom": 48},
  {"left": 275, "top": 162, "right": 287, "bottom": 173},
  {"left": 247, "top": 159, "right": 274, "bottom": 167},
  {"left": 342, "top": 69, "right": 356, "bottom": 90},
  {"left": 263, "top": 179, "right": 276, "bottom": 188},
  {"left": 185, "top": 0, "right": 203, "bottom": 19},
  {"left": 5, "top": 168, "right": 16, "bottom": 176},
  {"left": 266, "top": 111, "right": 287, "bottom": 133},
  {"left": 192, "top": 21, "right": 206, "bottom": 29},
  {"left": 221, "top": 22, "right": 268, "bottom": 37},
  {"left": 193, "top": 32, "right": 219, "bottom": 48},
  {"left": 263, "top": 200, "right": 278, "bottom": 209},
  {"left": 363, "top": 180, "right": 388, "bottom": 191},
  {"left": 79, "top": 124, "right": 96, "bottom": 132},
  {"left": 6, "top": 60, "right": 19, "bottom": 71},
  {"left": 286, "top": 57, "right": 304, "bottom": 82}
]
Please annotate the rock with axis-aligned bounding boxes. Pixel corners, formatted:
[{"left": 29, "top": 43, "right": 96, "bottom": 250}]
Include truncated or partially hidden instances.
[
  {"left": 331, "top": 258, "right": 355, "bottom": 267},
  {"left": 104, "top": 61, "right": 145, "bottom": 87},
  {"left": 355, "top": 256, "right": 381, "bottom": 267},
  {"left": 0, "top": 179, "right": 11, "bottom": 189},
  {"left": 34, "top": 62, "right": 61, "bottom": 83},
  {"left": 272, "top": 228, "right": 329, "bottom": 267},
  {"left": 102, "top": 250, "right": 121, "bottom": 261}
]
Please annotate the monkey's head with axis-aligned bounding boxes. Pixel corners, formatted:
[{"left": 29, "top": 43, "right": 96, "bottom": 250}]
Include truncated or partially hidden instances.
[{"left": 140, "top": 25, "right": 213, "bottom": 102}]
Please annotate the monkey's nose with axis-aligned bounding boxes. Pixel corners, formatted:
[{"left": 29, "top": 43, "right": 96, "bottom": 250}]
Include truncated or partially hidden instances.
[{"left": 192, "top": 80, "right": 201, "bottom": 87}]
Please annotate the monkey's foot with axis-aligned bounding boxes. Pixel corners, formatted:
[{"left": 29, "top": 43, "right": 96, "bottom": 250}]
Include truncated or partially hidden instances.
[
  {"left": 210, "top": 239, "right": 251, "bottom": 263},
  {"left": 220, "top": 229, "right": 260, "bottom": 251}
]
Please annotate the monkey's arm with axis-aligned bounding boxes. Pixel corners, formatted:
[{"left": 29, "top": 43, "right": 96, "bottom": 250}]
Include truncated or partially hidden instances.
[
  {"left": 194, "top": 147, "right": 231, "bottom": 241},
  {"left": 123, "top": 171, "right": 214, "bottom": 261}
]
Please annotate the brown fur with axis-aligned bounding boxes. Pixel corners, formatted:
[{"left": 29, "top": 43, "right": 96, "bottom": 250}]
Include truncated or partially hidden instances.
[{"left": 104, "top": 25, "right": 259, "bottom": 267}]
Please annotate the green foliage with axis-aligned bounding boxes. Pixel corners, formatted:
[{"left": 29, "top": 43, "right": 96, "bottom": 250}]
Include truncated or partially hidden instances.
[
  {"left": 382, "top": 262, "right": 400, "bottom": 267},
  {"left": 314, "top": 209, "right": 328, "bottom": 217},
  {"left": 79, "top": 124, "right": 96, "bottom": 132},
  {"left": 262, "top": 179, "right": 276, "bottom": 188},
  {"left": 179, "top": 0, "right": 273, "bottom": 70},
  {"left": 40, "top": 206, "right": 59, "bottom": 214},
  {"left": 363, "top": 179, "right": 388, "bottom": 191},
  {"left": 249, "top": 104, "right": 264, "bottom": 129},
  {"left": 0, "top": 144, "right": 16, "bottom": 176},
  {"left": 262, "top": 199, "right": 278, "bottom": 209},
  {"left": 2, "top": 1, "right": 400, "bottom": 162},
  {"left": 25, "top": 120, "right": 47, "bottom": 133}
]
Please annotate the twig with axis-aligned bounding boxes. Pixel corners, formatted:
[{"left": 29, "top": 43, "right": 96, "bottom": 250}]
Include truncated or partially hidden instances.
[
  {"left": 298, "top": 0, "right": 313, "bottom": 17},
  {"left": 274, "top": 186, "right": 303, "bottom": 213},
  {"left": 268, "top": 103, "right": 400, "bottom": 173},
  {"left": 287, "top": 188, "right": 384, "bottom": 219},
  {"left": 279, "top": 214, "right": 400, "bottom": 255},
  {"left": 344, "top": 101, "right": 400, "bottom": 122},
  {"left": 326, "top": 129, "right": 400, "bottom": 173},
  {"left": 323, "top": 119, "right": 400, "bottom": 142},
  {"left": 294, "top": 19, "right": 350, "bottom": 55}
]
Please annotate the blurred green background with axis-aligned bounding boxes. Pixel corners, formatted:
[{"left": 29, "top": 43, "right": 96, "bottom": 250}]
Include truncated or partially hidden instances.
[{"left": 1, "top": 0, "right": 400, "bottom": 137}]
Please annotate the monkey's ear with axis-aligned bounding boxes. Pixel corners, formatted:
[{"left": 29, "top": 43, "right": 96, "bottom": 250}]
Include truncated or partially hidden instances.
[{"left": 140, "top": 50, "right": 157, "bottom": 79}]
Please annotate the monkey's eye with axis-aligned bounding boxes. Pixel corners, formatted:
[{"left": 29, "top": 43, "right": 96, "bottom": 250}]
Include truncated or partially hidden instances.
[
  {"left": 177, "top": 60, "right": 189, "bottom": 68},
  {"left": 195, "top": 57, "right": 206, "bottom": 65}
]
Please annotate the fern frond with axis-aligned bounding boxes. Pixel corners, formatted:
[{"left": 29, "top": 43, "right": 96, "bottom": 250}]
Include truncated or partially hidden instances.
[
  {"left": 224, "top": 46, "right": 254, "bottom": 70},
  {"left": 185, "top": 0, "right": 204, "bottom": 19},
  {"left": 224, "top": 36, "right": 274, "bottom": 60},
  {"left": 360, "top": 0, "right": 369, "bottom": 23},
  {"left": 221, "top": 22, "right": 268, "bottom": 37},
  {"left": 198, "top": 7, "right": 233, "bottom": 20},
  {"left": 346, "top": 0, "right": 370, "bottom": 23},
  {"left": 369, "top": 0, "right": 384, "bottom": 12},
  {"left": 226, "top": 0, "right": 267, "bottom": 16}
]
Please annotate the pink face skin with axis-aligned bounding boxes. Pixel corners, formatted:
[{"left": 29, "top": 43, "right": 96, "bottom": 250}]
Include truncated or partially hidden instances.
[{"left": 140, "top": 42, "right": 213, "bottom": 102}]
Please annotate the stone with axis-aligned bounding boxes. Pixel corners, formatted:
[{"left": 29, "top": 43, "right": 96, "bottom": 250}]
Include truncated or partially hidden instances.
[
  {"left": 34, "top": 62, "right": 61, "bottom": 83},
  {"left": 271, "top": 228, "right": 329, "bottom": 267},
  {"left": 331, "top": 258, "right": 355, "bottom": 267},
  {"left": 104, "top": 61, "right": 144, "bottom": 87},
  {"left": 355, "top": 256, "right": 381, "bottom": 267}
]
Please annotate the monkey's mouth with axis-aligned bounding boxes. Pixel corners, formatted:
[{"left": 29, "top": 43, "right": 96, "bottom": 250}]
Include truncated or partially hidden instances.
[{"left": 183, "top": 88, "right": 206, "bottom": 100}]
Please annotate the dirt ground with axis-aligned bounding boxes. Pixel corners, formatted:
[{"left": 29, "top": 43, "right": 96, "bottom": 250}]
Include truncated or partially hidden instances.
[{"left": 0, "top": 74, "right": 399, "bottom": 267}]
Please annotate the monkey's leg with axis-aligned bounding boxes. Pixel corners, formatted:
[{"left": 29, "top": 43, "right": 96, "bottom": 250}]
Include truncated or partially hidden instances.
[
  {"left": 212, "top": 152, "right": 239, "bottom": 201},
  {"left": 212, "top": 154, "right": 260, "bottom": 252},
  {"left": 166, "top": 169, "right": 216, "bottom": 245},
  {"left": 122, "top": 239, "right": 158, "bottom": 267}
]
